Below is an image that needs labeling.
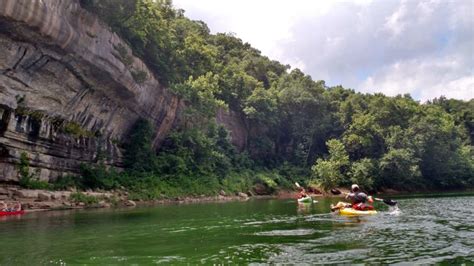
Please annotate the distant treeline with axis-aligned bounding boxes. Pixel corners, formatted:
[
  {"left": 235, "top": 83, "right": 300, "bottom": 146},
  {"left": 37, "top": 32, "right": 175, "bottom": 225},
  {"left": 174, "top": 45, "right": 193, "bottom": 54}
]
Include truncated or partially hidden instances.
[{"left": 75, "top": 0, "right": 473, "bottom": 196}]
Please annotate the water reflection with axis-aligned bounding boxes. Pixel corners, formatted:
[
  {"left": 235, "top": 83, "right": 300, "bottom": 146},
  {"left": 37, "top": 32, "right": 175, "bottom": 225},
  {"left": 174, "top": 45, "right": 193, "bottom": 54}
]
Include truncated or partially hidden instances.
[{"left": 296, "top": 202, "right": 312, "bottom": 214}]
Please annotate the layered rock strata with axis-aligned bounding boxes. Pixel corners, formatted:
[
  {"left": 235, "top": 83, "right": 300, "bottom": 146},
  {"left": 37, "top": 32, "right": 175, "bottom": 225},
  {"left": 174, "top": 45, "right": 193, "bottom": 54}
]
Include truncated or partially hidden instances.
[{"left": 0, "top": 0, "right": 183, "bottom": 181}]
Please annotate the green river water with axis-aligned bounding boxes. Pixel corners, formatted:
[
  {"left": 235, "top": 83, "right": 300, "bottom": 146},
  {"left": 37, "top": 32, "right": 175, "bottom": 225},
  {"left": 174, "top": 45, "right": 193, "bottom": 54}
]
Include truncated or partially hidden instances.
[{"left": 1, "top": 195, "right": 473, "bottom": 264}]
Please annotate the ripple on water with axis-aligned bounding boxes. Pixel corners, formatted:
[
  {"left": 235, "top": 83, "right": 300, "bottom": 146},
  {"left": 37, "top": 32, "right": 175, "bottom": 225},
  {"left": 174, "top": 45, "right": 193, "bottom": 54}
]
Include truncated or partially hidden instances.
[
  {"left": 202, "top": 244, "right": 281, "bottom": 264},
  {"left": 255, "top": 229, "right": 316, "bottom": 236},
  {"left": 2, "top": 195, "right": 474, "bottom": 264},
  {"left": 88, "top": 255, "right": 186, "bottom": 265},
  {"left": 243, "top": 216, "right": 298, "bottom": 226},
  {"left": 249, "top": 196, "right": 474, "bottom": 264}
]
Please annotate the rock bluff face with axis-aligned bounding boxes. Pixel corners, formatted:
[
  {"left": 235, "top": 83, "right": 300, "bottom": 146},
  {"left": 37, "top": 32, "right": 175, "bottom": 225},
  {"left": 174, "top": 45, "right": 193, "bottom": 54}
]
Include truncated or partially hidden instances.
[{"left": 0, "top": 0, "right": 183, "bottom": 181}]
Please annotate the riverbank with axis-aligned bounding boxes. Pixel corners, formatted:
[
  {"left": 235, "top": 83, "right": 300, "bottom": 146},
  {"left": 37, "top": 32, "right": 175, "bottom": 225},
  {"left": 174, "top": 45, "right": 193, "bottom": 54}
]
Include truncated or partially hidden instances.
[
  {"left": 0, "top": 185, "right": 270, "bottom": 213},
  {"left": 8, "top": 183, "right": 467, "bottom": 214}
]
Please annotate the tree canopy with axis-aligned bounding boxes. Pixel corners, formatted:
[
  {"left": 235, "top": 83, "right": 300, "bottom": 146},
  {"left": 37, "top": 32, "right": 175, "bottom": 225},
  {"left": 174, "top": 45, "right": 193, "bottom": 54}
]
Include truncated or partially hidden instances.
[{"left": 80, "top": 0, "right": 474, "bottom": 193}]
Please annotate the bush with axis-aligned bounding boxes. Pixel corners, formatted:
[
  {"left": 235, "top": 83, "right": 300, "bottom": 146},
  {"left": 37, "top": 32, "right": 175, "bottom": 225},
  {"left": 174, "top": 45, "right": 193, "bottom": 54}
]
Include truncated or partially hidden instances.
[
  {"left": 123, "top": 119, "right": 156, "bottom": 173},
  {"left": 17, "top": 152, "right": 51, "bottom": 189},
  {"left": 63, "top": 122, "right": 94, "bottom": 138},
  {"left": 52, "top": 175, "right": 79, "bottom": 190},
  {"left": 131, "top": 69, "right": 147, "bottom": 84},
  {"left": 70, "top": 193, "right": 99, "bottom": 205},
  {"left": 221, "top": 171, "right": 253, "bottom": 194},
  {"left": 79, "top": 163, "right": 120, "bottom": 190}
]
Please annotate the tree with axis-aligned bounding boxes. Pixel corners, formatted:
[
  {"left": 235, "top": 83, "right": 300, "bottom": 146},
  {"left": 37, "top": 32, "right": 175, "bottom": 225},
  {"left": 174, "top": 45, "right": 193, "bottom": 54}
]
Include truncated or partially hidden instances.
[
  {"left": 311, "top": 139, "right": 349, "bottom": 190},
  {"left": 409, "top": 105, "right": 473, "bottom": 188},
  {"left": 80, "top": 0, "right": 474, "bottom": 194},
  {"left": 378, "top": 148, "right": 421, "bottom": 190},
  {"left": 343, "top": 113, "right": 384, "bottom": 160},
  {"left": 124, "top": 119, "right": 156, "bottom": 173},
  {"left": 349, "top": 158, "right": 376, "bottom": 190},
  {"left": 311, "top": 159, "right": 341, "bottom": 191}
]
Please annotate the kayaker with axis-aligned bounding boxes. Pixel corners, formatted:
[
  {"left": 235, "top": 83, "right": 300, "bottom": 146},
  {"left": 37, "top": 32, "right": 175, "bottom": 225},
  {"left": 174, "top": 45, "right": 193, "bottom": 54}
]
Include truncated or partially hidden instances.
[
  {"left": 0, "top": 201, "right": 7, "bottom": 211},
  {"left": 330, "top": 184, "right": 374, "bottom": 211},
  {"left": 1, "top": 201, "right": 22, "bottom": 212},
  {"left": 346, "top": 184, "right": 374, "bottom": 211},
  {"left": 297, "top": 187, "right": 308, "bottom": 199},
  {"left": 11, "top": 202, "right": 22, "bottom": 212}
]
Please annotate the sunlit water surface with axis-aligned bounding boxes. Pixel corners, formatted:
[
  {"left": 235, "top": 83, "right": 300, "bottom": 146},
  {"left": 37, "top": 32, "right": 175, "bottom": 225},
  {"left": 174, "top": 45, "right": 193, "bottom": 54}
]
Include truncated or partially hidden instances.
[{"left": 1, "top": 195, "right": 473, "bottom": 264}]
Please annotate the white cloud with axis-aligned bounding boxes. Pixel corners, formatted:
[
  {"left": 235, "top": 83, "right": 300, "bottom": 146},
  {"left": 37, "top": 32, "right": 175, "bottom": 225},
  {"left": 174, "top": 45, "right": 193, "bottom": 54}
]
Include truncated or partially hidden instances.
[
  {"left": 360, "top": 56, "right": 474, "bottom": 101},
  {"left": 173, "top": 0, "right": 372, "bottom": 64},
  {"left": 173, "top": 0, "right": 474, "bottom": 101},
  {"left": 384, "top": 1, "right": 407, "bottom": 37}
]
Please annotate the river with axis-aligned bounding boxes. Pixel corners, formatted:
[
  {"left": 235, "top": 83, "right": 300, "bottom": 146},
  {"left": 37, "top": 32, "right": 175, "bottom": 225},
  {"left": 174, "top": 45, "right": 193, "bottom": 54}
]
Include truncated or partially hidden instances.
[{"left": 1, "top": 194, "right": 473, "bottom": 264}]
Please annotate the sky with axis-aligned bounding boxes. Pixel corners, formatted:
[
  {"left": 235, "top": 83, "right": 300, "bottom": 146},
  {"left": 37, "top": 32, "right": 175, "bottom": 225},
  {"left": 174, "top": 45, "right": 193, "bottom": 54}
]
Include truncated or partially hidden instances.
[{"left": 173, "top": 0, "right": 473, "bottom": 101}]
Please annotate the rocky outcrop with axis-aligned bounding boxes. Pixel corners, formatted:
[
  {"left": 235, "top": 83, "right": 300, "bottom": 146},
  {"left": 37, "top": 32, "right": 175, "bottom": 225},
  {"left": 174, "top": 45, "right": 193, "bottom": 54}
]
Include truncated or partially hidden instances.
[
  {"left": 0, "top": 0, "right": 251, "bottom": 183},
  {"left": 0, "top": 0, "right": 183, "bottom": 181},
  {"left": 216, "top": 108, "right": 248, "bottom": 151}
]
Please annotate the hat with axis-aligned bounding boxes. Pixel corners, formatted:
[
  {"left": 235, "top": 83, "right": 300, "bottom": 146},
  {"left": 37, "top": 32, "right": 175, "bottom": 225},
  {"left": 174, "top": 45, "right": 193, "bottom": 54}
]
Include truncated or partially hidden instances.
[{"left": 351, "top": 184, "right": 359, "bottom": 191}]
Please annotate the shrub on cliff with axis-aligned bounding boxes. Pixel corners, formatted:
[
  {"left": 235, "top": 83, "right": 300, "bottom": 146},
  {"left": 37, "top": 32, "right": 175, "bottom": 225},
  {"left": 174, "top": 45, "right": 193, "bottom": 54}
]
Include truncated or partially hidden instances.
[
  {"left": 123, "top": 119, "right": 156, "bottom": 173},
  {"left": 17, "top": 152, "right": 50, "bottom": 190}
]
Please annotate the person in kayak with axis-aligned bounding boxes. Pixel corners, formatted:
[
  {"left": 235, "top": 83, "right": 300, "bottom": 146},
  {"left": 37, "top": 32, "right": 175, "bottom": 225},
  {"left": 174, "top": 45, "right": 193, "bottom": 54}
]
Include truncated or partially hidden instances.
[
  {"left": 0, "top": 201, "right": 22, "bottom": 212},
  {"left": 297, "top": 187, "right": 309, "bottom": 199},
  {"left": 10, "top": 202, "right": 22, "bottom": 212},
  {"left": 346, "top": 184, "right": 374, "bottom": 211},
  {"left": 331, "top": 184, "right": 374, "bottom": 211},
  {"left": 0, "top": 201, "right": 7, "bottom": 211}
]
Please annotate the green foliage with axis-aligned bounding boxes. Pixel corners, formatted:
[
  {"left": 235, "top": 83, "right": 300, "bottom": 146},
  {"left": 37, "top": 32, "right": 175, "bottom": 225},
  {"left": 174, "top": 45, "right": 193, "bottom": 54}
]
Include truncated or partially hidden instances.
[
  {"left": 18, "top": 152, "right": 51, "bottom": 189},
  {"left": 243, "top": 86, "right": 278, "bottom": 125},
  {"left": 113, "top": 43, "right": 133, "bottom": 66},
  {"left": 18, "top": 152, "right": 32, "bottom": 185},
  {"left": 172, "top": 72, "right": 226, "bottom": 121},
  {"left": 124, "top": 119, "right": 156, "bottom": 173},
  {"left": 63, "top": 122, "right": 95, "bottom": 138},
  {"left": 131, "top": 69, "right": 148, "bottom": 84},
  {"left": 349, "top": 158, "right": 376, "bottom": 190},
  {"left": 156, "top": 123, "right": 236, "bottom": 179},
  {"left": 379, "top": 148, "right": 421, "bottom": 190},
  {"left": 343, "top": 113, "right": 384, "bottom": 159},
  {"left": 76, "top": 0, "right": 474, "bottom": 194},
  {"left": 311, "top": 139, "right": 349, "bottom": 190},
  {"left": 311, "top": 159, "right": 341, "bottom": 190},
  {"left": 70, "top": 193, "right": 99, "bottom": 205},
  {"left": 79, "top": 163, "right": 120, "bottom": 190},
  {"left": 220, "top": 171, "right": 253, "bottom": 194},
  {"left": 326, "top": 139, "right": 350, "bottom": 166},
  {"left": 52, "top": 175, "right": 79, "bottom": 190},
  {"left": 431, "top": 97, "right": 474, "bottom": 143},
  {"left": 257, "top": 174, "right": 277, "bottom": 190}
]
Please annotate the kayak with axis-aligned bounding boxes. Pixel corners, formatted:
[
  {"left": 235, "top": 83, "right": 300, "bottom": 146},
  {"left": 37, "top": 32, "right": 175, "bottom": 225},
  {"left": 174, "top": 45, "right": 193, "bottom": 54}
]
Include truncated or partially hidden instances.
[
  {"left": 297, "top": 196, "right": 313, "bottom": 203},
  {"left": 0, "top": 210, "right": 25, "bottom": 216},
  {"left": 339, "top": 208, "right": 377, "bottom": 216}
]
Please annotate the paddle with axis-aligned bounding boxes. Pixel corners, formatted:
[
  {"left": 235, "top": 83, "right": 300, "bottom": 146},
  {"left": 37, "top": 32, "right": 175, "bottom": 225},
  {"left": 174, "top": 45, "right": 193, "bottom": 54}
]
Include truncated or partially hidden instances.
[{"left": 330, "top": 188, "right": 397, "bottom": 206}]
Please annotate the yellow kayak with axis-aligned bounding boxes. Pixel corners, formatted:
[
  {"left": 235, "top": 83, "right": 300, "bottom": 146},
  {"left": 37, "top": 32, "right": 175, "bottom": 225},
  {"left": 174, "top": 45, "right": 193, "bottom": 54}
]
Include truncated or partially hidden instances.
[{"left": 339, "top": 208, "right": 377, "bottom": 216}]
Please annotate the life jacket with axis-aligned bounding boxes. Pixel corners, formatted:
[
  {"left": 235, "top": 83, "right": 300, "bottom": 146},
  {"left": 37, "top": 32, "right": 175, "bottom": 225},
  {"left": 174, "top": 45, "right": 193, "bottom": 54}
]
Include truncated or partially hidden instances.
[
  {"left": 298, "top": 192, "right": 308, "bottom": 198},
  {"left": 352, "top": 202, "right": 374, "bottom": 211}
]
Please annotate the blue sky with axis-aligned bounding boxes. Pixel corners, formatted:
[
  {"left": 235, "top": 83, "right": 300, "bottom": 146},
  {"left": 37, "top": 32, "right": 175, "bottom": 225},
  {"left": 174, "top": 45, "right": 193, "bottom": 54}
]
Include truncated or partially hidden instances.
[{"left": 173, "top": 0, "right": 473, "bottom": 101}]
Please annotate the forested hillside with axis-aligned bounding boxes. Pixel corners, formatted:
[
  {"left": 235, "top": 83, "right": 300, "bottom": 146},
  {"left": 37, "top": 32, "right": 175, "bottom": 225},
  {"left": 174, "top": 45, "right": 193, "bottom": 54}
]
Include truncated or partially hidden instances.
[{"left": 74, "top": 0, "right": 473, "bottom": 198}]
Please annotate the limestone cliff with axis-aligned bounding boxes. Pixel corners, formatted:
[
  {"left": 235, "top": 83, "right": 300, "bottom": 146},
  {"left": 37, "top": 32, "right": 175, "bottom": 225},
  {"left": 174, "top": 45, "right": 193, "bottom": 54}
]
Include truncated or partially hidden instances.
[{"left": 0, "top": 0, "right": 184, "bottom": 181}]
